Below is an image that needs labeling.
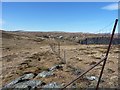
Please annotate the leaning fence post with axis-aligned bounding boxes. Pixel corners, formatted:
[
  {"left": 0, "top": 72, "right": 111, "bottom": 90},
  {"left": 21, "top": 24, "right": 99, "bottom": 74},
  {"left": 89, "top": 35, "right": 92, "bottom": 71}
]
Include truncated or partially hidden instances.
[
  {"left": 96, "top": 19, "right": 118, "bottom": 90},
  {"left": 61, "top": 19, "right": 118, "bottom": 90}
]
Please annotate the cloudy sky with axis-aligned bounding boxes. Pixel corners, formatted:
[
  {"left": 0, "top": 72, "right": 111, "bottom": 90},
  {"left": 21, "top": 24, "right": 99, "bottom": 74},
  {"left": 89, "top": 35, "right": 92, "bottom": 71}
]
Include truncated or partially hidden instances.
[{"left": 1, "top": 2, "right": 119, "bottom": 33}]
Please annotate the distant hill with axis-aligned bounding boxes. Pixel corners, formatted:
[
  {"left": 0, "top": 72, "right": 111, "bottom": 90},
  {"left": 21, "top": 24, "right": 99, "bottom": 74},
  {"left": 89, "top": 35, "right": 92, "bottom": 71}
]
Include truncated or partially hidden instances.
[{"left": 2, "top": 30, "right": 119, "bottom": 45}]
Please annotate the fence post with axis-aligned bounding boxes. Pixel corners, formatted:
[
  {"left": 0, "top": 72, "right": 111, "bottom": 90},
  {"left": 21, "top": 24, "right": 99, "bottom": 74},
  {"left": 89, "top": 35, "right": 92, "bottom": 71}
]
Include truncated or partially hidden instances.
[
  {"left": 53, "top": 43, "right": 55, "bottom": 52},
  {"left": 58, "top": 41, "right": 60, "bottom": 58},
  {"left": 64, "top": 50, "right": 67, "bottom": 68},
  {"left": 96, "top": 19, "right": 118, "bottom": 90}
]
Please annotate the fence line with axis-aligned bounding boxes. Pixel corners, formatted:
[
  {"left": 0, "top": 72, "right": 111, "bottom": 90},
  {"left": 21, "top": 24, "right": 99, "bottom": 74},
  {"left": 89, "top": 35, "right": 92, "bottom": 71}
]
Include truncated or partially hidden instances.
[
  {"left": 61, "top": 19, "right": 118, "bottom": 90},
  {"left": 49, "top": 42, "right": 66, "bottom": 64},
  {"left": 49, "top": 19, "right": 118, "bottom": 90}
]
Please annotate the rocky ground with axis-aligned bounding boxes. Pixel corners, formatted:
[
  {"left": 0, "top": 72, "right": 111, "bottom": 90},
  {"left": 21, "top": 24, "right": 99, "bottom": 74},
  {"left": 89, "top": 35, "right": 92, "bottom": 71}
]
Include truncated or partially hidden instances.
[{"left": 1, "top": 30, "right": 119, "bottom": 89}]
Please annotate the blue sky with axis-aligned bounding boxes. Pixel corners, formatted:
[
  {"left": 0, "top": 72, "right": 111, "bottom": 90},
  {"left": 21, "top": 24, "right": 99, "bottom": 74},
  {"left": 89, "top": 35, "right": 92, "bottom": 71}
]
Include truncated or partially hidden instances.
[{"left": 2, "top": 2, "right": 118, "bottom": 33}]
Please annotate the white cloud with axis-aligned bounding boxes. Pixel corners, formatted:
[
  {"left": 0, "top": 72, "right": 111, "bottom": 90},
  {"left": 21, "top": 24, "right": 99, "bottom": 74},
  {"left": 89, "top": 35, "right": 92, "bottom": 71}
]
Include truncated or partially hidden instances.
[{"left": 101, "top": 3, "right": 119, "bottom": 10}]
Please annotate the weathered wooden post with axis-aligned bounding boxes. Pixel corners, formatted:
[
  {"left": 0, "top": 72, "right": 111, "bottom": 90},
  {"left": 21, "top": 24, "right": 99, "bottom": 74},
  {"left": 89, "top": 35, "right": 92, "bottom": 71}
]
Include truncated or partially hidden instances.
[
  {"left": 53, "top": 43, "right": 55, "bottom": 52},
  {"left": 64, "top": 50, "right": 66, "bottom": 63},
  {"left": 58, "top": 41, "right": 60, "bottom": 58},
  {"left": 64, "top": 50, "right": 68, "bottom": 69}
]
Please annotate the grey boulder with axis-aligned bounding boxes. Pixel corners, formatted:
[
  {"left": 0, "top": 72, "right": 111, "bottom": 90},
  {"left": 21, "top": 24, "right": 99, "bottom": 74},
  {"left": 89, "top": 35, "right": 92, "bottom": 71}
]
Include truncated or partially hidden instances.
[
  {"left": 43, "top": 82, "right": 62, "bottom": 88},
  {"left": 36, "top": 71, "right": 54, "bottom": 78}
]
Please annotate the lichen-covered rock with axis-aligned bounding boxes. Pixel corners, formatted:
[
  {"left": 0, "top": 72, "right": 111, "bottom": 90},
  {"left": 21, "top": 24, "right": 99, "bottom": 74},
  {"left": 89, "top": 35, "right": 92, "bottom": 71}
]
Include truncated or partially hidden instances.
[
  {"left": 14, "top": 80, "right": 43, "bottom": 88},
  {"left": 2, "top": 80, "right": 43, "bottom": 89},
  {"left": 36, "top": 71, "right": 54, "bottom": 78},
  {"left": 43, "top": 82, "right": 62, "bottom": 89},
  {"left": 21, "top": 73, "right": 35, "bottom": 80},
  {"left": 3, "top": 77, "right": 22, "bottom": 88},
  {"left": 3, "top": 73, "right": 35, "bottom": 88}
]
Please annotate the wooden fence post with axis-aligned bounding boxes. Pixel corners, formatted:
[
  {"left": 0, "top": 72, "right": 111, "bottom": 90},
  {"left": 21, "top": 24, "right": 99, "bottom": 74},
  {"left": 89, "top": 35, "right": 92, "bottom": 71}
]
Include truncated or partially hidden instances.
[{"left": 58, "top": 41, "right": 60, "bottom": 58}]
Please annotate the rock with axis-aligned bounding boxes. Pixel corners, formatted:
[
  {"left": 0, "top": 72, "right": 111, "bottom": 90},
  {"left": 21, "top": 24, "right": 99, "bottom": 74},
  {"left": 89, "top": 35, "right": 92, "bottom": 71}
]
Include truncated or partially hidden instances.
[
  {"left": 36, "top": 71, "right": 54, "bottom": 78},
  {"left": 3, "top": 73, "right": 35, "bottom": 88},
  {"left": 57, "top": 36, "right": 63, "bottom": 39},
  {"left": 21, "top": 73, "right": 35, "bottom": 80},
  {"left": 86, "top": 76, "right": 98, "bottom": 81},
  {"left": 3, "top": 77, "right": 22, "bottom": 88},
  {"left": 43, "top": 82, "right": 62, "bottom": 88},
  {"left": 3, "top": 80, "right": 43, "bottom": 89},
  {"left": 13, "top": 80, "right": 43, "bottom": 88},
  {"left": 49, "top": 65, "right": 63, "bottom": 71}
]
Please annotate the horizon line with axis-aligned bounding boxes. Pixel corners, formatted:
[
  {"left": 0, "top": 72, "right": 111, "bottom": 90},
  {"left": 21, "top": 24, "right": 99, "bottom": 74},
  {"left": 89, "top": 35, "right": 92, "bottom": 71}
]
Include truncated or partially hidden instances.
[{"left": 1, "top": 29, "right": 119, "bottom": 34}]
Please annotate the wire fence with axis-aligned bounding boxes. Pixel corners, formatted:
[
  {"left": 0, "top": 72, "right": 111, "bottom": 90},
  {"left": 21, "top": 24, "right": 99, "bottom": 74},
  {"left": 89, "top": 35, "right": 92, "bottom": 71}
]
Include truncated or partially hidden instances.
[{"left": 48, "top": 19, "right": 118, "bottom": 90}]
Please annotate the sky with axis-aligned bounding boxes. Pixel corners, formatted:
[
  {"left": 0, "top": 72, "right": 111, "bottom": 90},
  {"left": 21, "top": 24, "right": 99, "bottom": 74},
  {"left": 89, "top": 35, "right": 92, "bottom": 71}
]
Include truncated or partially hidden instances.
[{"left": 1, "top": 2, "right": 119, "bottom": 33}]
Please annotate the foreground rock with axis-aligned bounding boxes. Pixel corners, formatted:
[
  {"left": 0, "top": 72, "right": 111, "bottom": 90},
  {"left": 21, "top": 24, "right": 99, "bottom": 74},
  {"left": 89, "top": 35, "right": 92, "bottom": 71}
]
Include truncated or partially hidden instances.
[
  {"left": 2, "top": 80, "right": 43, "bottom": 89},
  {"left": 13, "top": 80, "right": 42, "bottom": 88},
  {"left": 2, "top": 73, "right": 44, "bottom": 89},
  {"left": 21, "top": 73, "right": 35, "bottom": 80},
  {"left": 3, "top": 73, "right": 35, "bottom": 88},
  {"left": 86, "top": 76, "right": 98, "bottom": 81},
  {"left": 36, "top": 65, "right": 63, "bottom": 78},
  {"left": 36, "top": 71, "right": 54, "bottom": 78},
  {"left": 43, "top": 82, "right": 62, "bottom": 89}
]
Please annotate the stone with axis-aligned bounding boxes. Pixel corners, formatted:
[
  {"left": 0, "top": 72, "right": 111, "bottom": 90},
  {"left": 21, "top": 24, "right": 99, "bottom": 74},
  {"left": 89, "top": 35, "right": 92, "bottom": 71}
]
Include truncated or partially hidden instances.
[
  {"left": 21, "top": 73, "right": 35, "bottom": 80},
  {"left": 3, "top": 73, "right": 35, "bottom": 88},
  {"left": 49, "top": 65, "right": 63, "bottom": 71},
  {"left": 3, "top": 80, "right": 43, "bottom": 89},
  {"left": 86, "top": 76, "right": 98, "bottom": 81},
  {"left": 43, "top": 82, "right": 62, "bottom": 88},
  {"left": 13, "top": 80, "right": 43, "bottom": 88},
  {"left": 36, "top": 71, "right": 54, "bottom": 78},
  {"left": 3, "top": 77, "right": 22, "bottom": 88}
]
